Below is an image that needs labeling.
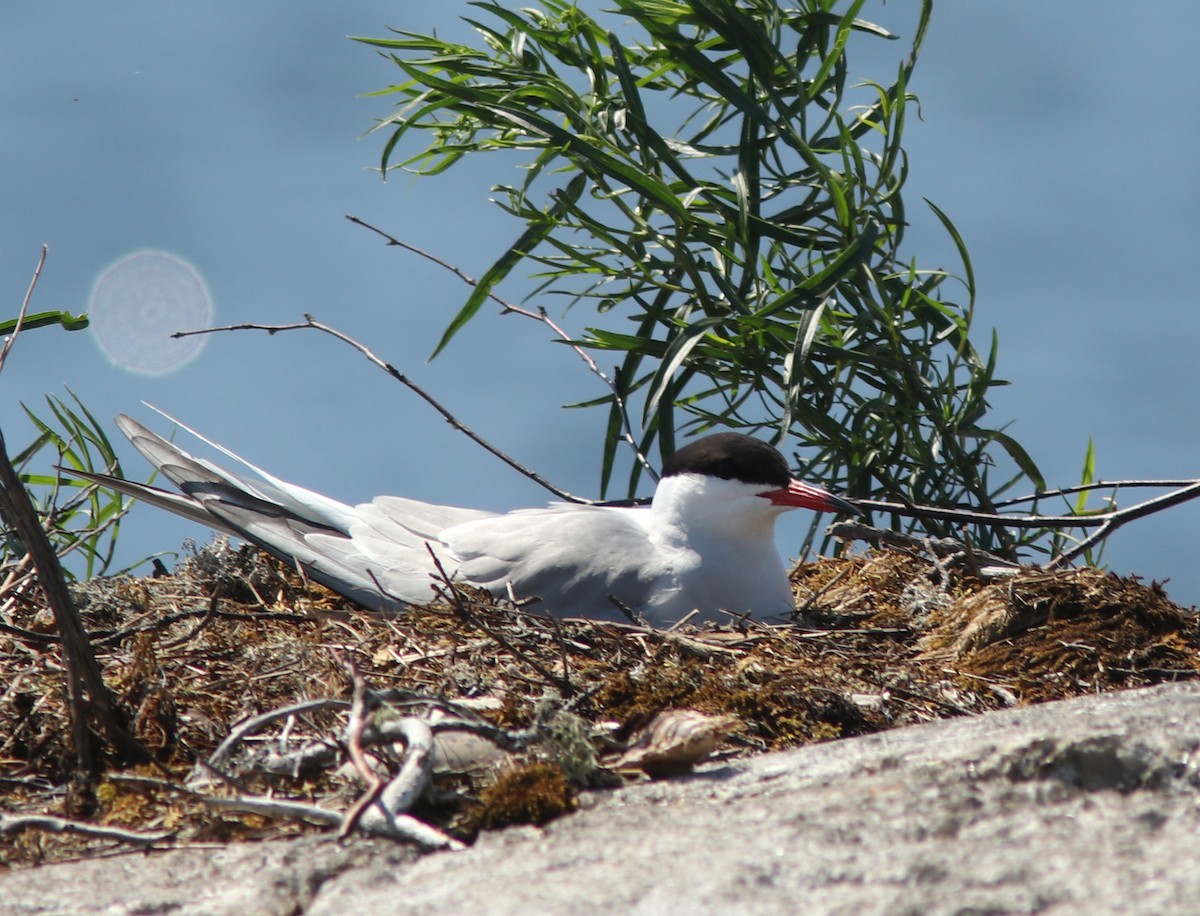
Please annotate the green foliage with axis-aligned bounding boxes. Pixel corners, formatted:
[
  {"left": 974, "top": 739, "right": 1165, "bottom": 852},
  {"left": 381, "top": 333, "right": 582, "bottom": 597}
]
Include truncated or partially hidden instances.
[
  {"left": 359, "top": 0, "right": 1044, "bottom": 558},
  {"left": 1044, "top": 437, "right": 1107, "bottom": 566},
  {"left": 1, "top": 309, "right": 128, "bottom": 579},
  {"left": 4, "top": 390, "right": 130, "bottom": 580}
]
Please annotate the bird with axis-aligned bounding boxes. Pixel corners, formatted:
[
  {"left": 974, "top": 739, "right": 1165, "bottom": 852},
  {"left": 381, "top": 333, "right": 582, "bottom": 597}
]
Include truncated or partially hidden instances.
[{"left": 75, "top": 414, "right": 859, "bottom": 626}]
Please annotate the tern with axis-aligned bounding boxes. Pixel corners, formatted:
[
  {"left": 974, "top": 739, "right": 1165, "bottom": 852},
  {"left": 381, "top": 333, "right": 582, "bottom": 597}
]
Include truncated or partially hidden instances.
[{"left": 77, "top": 415, "right": 859, "bottom": 626}]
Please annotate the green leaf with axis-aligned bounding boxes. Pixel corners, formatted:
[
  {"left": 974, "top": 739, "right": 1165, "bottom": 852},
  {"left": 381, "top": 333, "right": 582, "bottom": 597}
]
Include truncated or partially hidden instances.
[
  {"left": 430, "top": 173, "right": 586, "bottom": 359},
  {"left": 1074, "top": 438, "right": 1096, "bottom": 514},
  {"left": 643, "top": 316, "right": 728, "bottom": 422},
  {"left": 0, "top": 310, "right": 89, "bottom": 335},
  {"left": 963, "top": 427, "right": 1046, "bottom": 492}
]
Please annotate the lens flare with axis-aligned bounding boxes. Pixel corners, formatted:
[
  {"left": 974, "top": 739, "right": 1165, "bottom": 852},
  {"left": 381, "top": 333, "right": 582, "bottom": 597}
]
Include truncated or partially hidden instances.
[{"left": 90, "top": 250, "right": 213, "bottom": 375}]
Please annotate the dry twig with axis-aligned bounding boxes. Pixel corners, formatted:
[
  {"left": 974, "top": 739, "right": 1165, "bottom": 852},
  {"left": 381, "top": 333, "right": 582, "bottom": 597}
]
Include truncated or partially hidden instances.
[
  {"left": 345, "top": 213, "right": 656, "bottom": 482},
  {"left": 336, "top": 652, "right": 388, "bottom": 838},
  {"left": 198, "top": 698, "right": 351, "bottom": 784},
  {"left": 173, "top": 314, "right": 590, "bottom": 503},
  {"left": 0, "top": 814, "right": 172, "bottom": 848},
  {"left": 855, "top": 478, "right": 1200, "bottom": 560},
  {"left": 427, "top": 549, "right": 574, "bottom": 696}
]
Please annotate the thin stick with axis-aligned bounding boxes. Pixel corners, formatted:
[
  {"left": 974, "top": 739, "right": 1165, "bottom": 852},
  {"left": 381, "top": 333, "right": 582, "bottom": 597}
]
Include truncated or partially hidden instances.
[
  {"left": 201, "top": 698, "right": 351, "bottom": 778},
  {"left": 160, "top": 586, "right": 222, "bottom": 649},
  {"left": 994, "top": 478, "right": 1200, "bottom": 508},
  {"left": 359, "top": 717, "right": 436, "bottom": 836},
  {"left": 201, "top": 795, "right": 461, "bottom": 849},
  {"left": 0, "top": 245, "right": 48, "bottom": 373},
  {"left": 828, "top": 522, "right": 1018, "bottom": 570},
  {"left": 855, "top": 479, "right": 1200, "bottom": 531},
  {"left": 174, "top": 314, "right": 591, "bottom": 504},
  {"left": 346, "top": 214, "right": 657, "bottom": 482},
  {"left": 854, "top": 479, "right": 1200, "bottom": 570},
  {"left": 110, "top": 771, "right": 461, "bottom": 849},
  {"left": 335, "top": 651, "right": 387, "bottom": 839},
  {"left": 426, "top": 547, "right": 574, "bottom": 695},
  {"left": 0, "top": 815, "right": 172, "bottom": 847},
  {"left": 1047, "top": 482, "right": 1200, "bottom": 566}
]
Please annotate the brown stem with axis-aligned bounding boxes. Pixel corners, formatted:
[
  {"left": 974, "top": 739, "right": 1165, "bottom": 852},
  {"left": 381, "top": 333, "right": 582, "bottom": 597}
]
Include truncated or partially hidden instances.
[
  {"left": 345, "top": 213, "right": 656, "bottom": 481},
  {"left": 173, "top": 313, "right": 593, "bottom": 503},
  {"left": 0, "top": 428, "right": 147, "bottom": 773}
]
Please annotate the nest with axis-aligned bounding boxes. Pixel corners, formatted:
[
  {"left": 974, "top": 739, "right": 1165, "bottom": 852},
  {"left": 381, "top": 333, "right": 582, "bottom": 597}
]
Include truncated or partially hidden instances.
[{"left": 2, "top": 537, "right": 1197, "bottom": 868}]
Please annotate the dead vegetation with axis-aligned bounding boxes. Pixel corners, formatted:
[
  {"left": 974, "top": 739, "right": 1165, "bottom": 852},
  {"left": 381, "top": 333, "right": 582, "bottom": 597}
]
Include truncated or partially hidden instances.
[{"left": 2, "top": 537, "right": 1197, "bottom": 868}]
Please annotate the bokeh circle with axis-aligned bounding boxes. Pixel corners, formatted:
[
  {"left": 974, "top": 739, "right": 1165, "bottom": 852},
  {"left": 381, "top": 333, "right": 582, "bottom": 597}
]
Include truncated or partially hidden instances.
[{"left": 90, "top": 250, "right": 213, "bottom": 374}]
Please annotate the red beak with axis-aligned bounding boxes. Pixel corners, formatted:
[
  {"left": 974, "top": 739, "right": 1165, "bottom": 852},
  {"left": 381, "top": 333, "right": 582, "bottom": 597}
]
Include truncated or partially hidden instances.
[{"left": 759, "top": 479, "right": 861, "bottom": 516}]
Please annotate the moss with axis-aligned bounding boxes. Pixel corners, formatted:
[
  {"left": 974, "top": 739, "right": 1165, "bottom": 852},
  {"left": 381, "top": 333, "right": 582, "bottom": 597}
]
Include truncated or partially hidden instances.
[{"left": 465, "top": 762, "right": 577, "bottom": 832}]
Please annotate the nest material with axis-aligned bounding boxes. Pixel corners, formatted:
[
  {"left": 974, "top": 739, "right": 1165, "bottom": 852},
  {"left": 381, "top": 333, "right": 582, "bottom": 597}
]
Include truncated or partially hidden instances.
[{"left": 1, "top": 539, "right": 1197, "bottom": 868}]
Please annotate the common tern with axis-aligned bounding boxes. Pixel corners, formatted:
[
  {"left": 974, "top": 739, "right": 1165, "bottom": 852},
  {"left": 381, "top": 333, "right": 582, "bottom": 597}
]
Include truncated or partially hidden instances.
[{"left": 77, "top": 416, "right": 859, "bottom": 626}]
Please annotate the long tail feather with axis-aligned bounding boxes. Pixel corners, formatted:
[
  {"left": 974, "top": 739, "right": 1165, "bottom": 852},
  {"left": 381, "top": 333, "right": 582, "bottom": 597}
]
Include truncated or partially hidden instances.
[{"left": 71, "top": 416, "right": 408, "bottom": 613}]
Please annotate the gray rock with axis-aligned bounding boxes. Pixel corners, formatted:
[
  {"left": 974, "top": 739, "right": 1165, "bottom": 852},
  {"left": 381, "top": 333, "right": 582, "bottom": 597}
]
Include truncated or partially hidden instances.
[
  {"left": 4, "top": 682, "right": 1199, "bottom": 915},
  {"left": 0, "top": 834, "right": 416, "bottom": 916}
]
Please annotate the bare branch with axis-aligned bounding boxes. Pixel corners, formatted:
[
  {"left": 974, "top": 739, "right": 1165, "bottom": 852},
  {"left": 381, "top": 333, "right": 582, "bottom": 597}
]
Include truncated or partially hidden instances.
[
  {"left": 173, "top": 314, "right": 592, "bottom": 503},
  {"left": 1049, "top": 480, "right": 1200, "bottom": 567},
  {"left": 335, "top": 651, "right": 387, "bottom": 839},
  {"left": 345, "top": 214, "right": 657, "bottom": 482},
  {"left": 852, "top": 478, "right": 1200, "bottom": 570},
  {"left": 829, "top": 522, "right": 1019, "bottom": 572},
  {"left": 0, "top": 245, "right": 48, "bottom": 374},
  {"left": 856, "top": 479, "right": 1200, "bottom": 531},
  {"left": 260, "top": 704, "right": 533, "bottom": 778},
  {"left": 355, "top": 717, "right": 436, "bottom": 838},
  {"left": 0, "top": 814, "right": 172, "bottom": 847},
  {"left": 197, "top": 697, "right": 351, "bottom": 784},
  {"left": 993, "top": 478, "right": 1200, "bottom": 508},
  {"left": 201, "top": 794, "right": 462, "bottom": 849}
]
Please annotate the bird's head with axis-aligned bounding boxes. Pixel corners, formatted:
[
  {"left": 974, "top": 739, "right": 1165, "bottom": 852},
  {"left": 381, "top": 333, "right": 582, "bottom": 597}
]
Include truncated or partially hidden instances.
[{"left": 652, "top": 432, "right": 859, "bottom": 537}]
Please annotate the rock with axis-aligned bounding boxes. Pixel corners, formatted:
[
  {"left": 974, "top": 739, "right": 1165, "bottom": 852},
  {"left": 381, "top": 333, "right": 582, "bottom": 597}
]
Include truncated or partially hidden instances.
[
  {"left": 0, "top": 835, "right": 416, "bottom": 916},
  {"left": 4, "top": 681, "right": 1199, "bottom": 915}
]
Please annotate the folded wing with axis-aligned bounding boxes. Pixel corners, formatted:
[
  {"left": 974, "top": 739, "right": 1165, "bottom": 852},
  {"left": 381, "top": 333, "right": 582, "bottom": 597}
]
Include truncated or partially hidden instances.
[{"left": 441, "top": 505, "right": 668, "bottom": 618}]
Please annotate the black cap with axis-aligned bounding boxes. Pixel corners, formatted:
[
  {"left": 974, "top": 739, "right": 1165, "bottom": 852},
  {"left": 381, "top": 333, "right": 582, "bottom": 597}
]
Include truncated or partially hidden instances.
[{"left": 661, "top": 433, "right": 791, "bottom": 488}]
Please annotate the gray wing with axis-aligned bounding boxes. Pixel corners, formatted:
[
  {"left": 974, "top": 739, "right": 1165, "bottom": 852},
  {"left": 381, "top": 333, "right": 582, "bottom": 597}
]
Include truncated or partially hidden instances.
[
  {"left": 117, "top": 413, "right": 361, "bottom": 532},
  {"left": 440, "top": 505, "right": 671, "bottom": 619}
]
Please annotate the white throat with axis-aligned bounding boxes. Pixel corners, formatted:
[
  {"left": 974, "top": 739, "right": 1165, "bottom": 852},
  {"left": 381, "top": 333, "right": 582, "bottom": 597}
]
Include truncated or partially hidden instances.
[
  {"left": 649, "top": 473, "right": 786, "bottom": 544},
  {"left": 640, "top": 473, "right": 795, "bottom": 621}
]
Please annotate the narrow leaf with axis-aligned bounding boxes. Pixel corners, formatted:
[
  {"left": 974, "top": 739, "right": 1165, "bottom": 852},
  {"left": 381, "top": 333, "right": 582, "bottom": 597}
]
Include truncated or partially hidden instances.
[{"left": 430, "top": 174, "right": 585, "bottom": 359}]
